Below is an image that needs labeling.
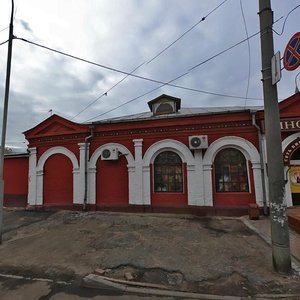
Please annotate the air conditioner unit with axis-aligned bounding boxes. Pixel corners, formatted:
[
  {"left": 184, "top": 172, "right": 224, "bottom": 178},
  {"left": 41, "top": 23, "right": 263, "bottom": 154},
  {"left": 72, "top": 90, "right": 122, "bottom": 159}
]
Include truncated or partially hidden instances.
[
  {"left": 189, "top": 135, "right": 208, "bottom": 149},
  {"left": 101, "top": 147, "right": 119, "bottom": 160}
]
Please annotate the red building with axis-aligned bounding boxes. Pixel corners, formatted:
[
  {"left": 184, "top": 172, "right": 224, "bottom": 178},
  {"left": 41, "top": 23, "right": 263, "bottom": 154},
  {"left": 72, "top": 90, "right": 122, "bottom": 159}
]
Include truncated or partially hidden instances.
[
  {"left": 4, "top": 93, "right": 300, "bottom": 214},
  {"left": 3, "top": 153, "right": 29, "bottom": 207}
]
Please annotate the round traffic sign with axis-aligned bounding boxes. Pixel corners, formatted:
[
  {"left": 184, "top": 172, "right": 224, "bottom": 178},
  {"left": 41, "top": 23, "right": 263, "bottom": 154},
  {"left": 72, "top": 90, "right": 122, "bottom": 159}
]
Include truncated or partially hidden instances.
[{"left": 283, "top": 32, "right": 300, "bottom": 71}]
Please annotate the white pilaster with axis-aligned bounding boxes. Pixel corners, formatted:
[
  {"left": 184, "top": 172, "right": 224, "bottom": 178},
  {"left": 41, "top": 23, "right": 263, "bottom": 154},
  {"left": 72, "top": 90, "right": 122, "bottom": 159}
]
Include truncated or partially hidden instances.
[
  {"left": 27, "top": 147, "right": 37, "bottom": 206},
  {"left": 128, "top": 165, "right": 136, "bottom": 204},
  {"left": 142, "top": 166, "right": 151, "bottom": 205},
  {"left": 76, "top": 143, "right": 87, "bottom": 204},
  {"left": 130, "top": 139, "right": 143, "bottom": 205},
  {"left": 187, "top": 149, "right": 204, "bottom": 206},
  {"left": 36, "top": 169, "right": 44, "bottom": 205},
  {"left": 203, "top": 163, "right": 213, "bottom": 206},
  {"left": 73, "top": 167, "right": 81, "bottom": 204},
  {"left": 88, "top": 167, "right": 97, "bottom": 204},
  {"left": 252, "top": 162, "right": 264, "bottom": 207}
]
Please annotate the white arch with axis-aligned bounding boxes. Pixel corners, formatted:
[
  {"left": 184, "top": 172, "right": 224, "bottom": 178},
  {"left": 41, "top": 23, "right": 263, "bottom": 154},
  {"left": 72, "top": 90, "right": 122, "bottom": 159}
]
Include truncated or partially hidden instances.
[
  {"left": 37, "top": 146, "right": 79, "bottom": 171},
  {"left": 88, "top": 143, "right": 134, "bottom": 205},
  {"left": 36, "top": 146, "right": 80, "bottom": 205},
  {"left": 143, "top": 139, "right": 194, "bottom": 165},
  {"left": 202, "top": 136, "right": 263, "bottom": 207},
  {"left": 203, "top": 136, "right": 260, "bottom": 165},
  {"left": 89, "top": 143, "right": 134, "bottom": 168},
  {"left": 142, "top": 139, "right": 203, "bottom": 206}
]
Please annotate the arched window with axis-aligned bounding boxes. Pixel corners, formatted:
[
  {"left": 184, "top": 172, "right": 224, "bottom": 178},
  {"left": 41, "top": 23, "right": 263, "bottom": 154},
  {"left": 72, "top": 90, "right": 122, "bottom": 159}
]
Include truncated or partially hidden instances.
[
  {"left": 215, "top": 148, "right": 249, "bottom": 192},
  {"left": 154, "top": 151, "right": 183, "bottom": 192},
  {"left": 155, "top": 103, "right": 174, "bottom": 114}
]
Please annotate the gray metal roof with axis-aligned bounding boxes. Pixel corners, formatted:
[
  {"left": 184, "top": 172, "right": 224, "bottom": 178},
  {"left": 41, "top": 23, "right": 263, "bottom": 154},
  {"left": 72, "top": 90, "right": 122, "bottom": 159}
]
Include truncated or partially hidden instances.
[{"left": 90, "top": 106, "right": 263, "bottom": 125}]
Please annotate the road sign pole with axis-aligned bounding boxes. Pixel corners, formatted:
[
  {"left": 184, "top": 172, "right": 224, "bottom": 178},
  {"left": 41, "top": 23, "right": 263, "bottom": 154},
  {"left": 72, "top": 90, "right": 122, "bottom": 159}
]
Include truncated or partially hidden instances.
[
  {"left": 0, "top": 0, "right": 14, "bottom": 244},
  {"left": 258, "top": 0, "right": 291, "bottom": 274}
]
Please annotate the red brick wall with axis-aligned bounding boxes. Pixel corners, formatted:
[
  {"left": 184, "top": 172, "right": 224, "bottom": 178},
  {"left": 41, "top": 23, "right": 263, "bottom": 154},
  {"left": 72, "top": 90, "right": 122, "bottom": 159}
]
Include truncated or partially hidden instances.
[
  {"left": 96, "top": 155, "right": 129, "bottom": 206},
  {"left": 43, "top": 153, "right": 73, "bottom": 205},
  {"left": 4, "top": 155, "right": 29, "bottom": 207}
]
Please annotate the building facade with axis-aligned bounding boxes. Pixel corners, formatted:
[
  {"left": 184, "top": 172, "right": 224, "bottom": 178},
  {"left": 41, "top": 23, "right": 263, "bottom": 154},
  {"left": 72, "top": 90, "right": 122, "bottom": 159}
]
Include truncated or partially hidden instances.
[{"left": 4, "top": 93, "right": 300, "bottom": 214}]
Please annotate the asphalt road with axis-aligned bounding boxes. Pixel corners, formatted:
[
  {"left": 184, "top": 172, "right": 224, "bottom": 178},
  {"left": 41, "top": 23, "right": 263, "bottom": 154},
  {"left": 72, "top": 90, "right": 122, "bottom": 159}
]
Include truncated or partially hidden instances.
[{"left": 1, "top": 209, "right": 300, "bottom": 299}]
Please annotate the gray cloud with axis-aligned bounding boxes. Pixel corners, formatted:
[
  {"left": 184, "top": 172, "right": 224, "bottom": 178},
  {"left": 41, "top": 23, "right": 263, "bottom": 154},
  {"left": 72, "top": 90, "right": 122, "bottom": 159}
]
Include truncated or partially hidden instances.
[{"left": 19, "top": 19, "right": 32, "bottom": 33}]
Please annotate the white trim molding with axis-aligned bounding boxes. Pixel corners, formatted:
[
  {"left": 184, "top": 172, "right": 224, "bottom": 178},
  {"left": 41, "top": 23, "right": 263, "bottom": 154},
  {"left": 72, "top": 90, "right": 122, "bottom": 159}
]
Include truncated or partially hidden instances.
[
  {"left": 88, "top": 143, "right": 134, "bottom": 205},
  {"left": 142, "top": 139, "right": 204, "bottom": 206},
  {"left": 131, "top": 139, "right": 143, "bottom": 205},
  {"left": 36, "top": 146, "right": 79, "bottom": 205},
  {"left": 27, "top": 147, "right": 37, "bottom": 206},
  {"left": 77, "top": 143, "right": 87, "bottom": 205},
  {"left": 203, "top": 136, "right": 263, "bottom": 207}
]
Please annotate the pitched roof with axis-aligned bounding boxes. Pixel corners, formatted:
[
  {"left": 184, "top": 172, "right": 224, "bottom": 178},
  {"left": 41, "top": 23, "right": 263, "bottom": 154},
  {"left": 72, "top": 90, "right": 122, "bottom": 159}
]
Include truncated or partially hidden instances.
[{"left": 90, "top": 106, "right": 263, "bottom": 124}]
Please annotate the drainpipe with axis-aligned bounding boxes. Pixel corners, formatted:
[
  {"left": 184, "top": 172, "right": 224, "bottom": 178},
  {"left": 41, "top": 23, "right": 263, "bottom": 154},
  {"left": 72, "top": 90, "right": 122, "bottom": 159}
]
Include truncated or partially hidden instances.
[
  {"left": 83, "top": 126, "right": 94, "bottom": 211},
  {"left": 251, "top": 111, "right": 268, "bottom": 215}
]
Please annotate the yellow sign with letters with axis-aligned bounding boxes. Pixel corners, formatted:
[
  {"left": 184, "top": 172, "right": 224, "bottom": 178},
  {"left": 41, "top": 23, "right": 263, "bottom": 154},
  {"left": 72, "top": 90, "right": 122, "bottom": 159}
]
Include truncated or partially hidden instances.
[{"left": 289, "top": 166, "right": 300, "bottom": 193}]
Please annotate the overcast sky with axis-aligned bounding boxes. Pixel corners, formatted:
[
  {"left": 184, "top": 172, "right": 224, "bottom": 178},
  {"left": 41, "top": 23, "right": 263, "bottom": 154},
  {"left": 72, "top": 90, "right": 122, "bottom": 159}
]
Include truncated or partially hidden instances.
[{"left": 0, "top": 0, "right": 300, "bottom": 149}]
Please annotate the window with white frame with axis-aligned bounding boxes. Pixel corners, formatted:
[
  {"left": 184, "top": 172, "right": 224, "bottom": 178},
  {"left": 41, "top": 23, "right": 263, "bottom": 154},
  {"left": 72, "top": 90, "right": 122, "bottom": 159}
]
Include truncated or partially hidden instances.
[
  {"left": 154, "top": 151, "right": 183, "bottom": 192},
  {"left": 215, "top": 148, "right": 249, "bottom": 192}
]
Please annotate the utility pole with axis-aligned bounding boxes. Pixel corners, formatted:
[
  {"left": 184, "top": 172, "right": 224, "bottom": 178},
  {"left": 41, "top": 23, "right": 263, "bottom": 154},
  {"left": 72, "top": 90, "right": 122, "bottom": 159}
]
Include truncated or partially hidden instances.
[
  {"left": 258, "top": 0, "right": 291, "bottom": 273},
  {"left": 0, "top": 0, "right": 14, "bottom": 244}
]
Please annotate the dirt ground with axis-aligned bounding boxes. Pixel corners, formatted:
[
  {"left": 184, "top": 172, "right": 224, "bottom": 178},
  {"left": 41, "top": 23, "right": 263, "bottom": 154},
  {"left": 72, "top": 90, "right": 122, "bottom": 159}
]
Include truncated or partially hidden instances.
[{"left": 1, "top": 209, "right": 300, "bottom": 298}]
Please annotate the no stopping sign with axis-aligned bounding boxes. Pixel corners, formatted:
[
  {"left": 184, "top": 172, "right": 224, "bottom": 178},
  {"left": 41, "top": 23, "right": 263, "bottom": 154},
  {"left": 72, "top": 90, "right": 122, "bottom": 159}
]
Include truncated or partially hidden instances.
[{"left": 283, "top": 32, "right": 300, "bottom": 71}]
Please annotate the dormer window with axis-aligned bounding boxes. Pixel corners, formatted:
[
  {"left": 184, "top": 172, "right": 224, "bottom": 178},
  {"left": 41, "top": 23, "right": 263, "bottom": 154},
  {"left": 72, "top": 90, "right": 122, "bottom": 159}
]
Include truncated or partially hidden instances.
[
  {"left": 148, "top": 94, "right": 181, "bottom": 116},
  {"left": 154, "top": 102, "right": 175, "bottom": 115}
]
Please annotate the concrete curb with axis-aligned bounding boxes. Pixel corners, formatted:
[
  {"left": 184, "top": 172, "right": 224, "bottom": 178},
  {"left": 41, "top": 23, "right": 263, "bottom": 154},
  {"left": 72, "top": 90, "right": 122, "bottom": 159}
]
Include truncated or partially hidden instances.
[
  {"left": 82, "top": 273, "right": 275, "bottom": 300},
  {"left": 0, "top": 272, "right": 71, "bottom": 285},
  {"left": 240, "top": 216, "right": 271, "bottom": 244},
  {"left": 241, "top": 216, "right": 300, "bottom": 273}
]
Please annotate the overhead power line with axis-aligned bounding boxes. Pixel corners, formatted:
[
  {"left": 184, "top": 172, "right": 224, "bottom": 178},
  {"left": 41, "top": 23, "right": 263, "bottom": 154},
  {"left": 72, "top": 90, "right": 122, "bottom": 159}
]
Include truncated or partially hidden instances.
[
  {"left": 239, "top": 0, "right": 251, "bottom": 108},
  {"left": 85, "top": 25, "right": 264, "bottom": 122},
  {"left": 188, "top": 31, "right": 260, "bottom": 72},
  {"left": 15, "top": 37, "right": 167, "bottom": 85},
  {"left": 15, "top": 6, "right": 292, "bottom": 122},
  {"left": 187, "top": 14, "right": 285, "bottom": 73},
  {"left": 272, "top": 4, "right": 300, "bottom": 36},
  {"left": 72, "top": 0, "right": 230, "bottom": 119},
  {"left": 14, "top": 15, "right": 260, "bottom": 103},
  {"left": 84, "top": 73, "right": 262, "bottom": 123},
  {"left": 15, "top": 30, "right": 264, "bottom": 124},
  {"left": 15, "top": 36, "right": 263, "bottom": 100},
  {"left": 0, "top": 26, "right": 9, "bottom": 33},
  {"left": 85, "top": 78, "right": 179, "bottom": 122},
  {"left": 146, "top": 0, "right": 229, "bottom": 64},
  {"left": 86, "top": 12, "right": 291, "bottom": 121},
  {"left": 70, "top": 61, "right": 146, "bottom": 120},
  {"left": 0, "top": 40, "right": 9, "bottom": 47},
  {"left": 83, "top": 80, "right": 264, "bottom": 122}
]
